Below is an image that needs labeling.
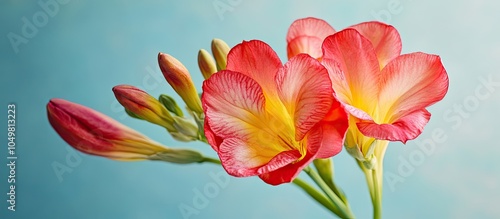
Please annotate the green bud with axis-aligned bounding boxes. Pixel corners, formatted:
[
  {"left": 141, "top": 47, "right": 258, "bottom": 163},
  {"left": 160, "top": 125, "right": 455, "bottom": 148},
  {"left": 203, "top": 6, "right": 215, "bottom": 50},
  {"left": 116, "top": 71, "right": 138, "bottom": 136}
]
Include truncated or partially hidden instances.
[{"left": 159, "top": 94, "right": 184, "bottom": 117}]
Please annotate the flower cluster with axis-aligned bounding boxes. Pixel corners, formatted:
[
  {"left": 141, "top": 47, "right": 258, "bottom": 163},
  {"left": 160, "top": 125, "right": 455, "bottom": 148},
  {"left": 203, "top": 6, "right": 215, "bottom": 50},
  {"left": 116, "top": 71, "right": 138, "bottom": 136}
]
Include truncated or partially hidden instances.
[{"left": 47, "top": 17, "right": 448, "bottom": 219}]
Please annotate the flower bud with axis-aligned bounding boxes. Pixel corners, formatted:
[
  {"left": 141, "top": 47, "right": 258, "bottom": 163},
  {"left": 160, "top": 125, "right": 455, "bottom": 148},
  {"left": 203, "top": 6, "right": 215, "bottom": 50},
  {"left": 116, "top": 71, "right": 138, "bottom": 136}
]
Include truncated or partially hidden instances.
[
  {"left": 112, "top": 85, "right": 175, "bottom": 131},
  {"left": 47, "top": 98, "right": 169, "bottom": 161},
  {"left": 211, "top": 38, "right": 230, "bottom": 70},
  {"left": 158, "top": 52, "right": 203, "bottom": 115},
  {"left": 198, "top": 49, "right": 217, "bottom": 79}
]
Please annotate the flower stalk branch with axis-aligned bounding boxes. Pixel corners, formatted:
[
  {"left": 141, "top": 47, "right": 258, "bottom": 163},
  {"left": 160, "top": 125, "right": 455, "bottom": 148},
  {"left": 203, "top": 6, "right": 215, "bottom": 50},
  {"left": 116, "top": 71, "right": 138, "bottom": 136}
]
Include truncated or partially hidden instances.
[
  {"left": 314, "top": 159, "right": 349, "bottom": 205},
  {"left": 304, "top": 166, "right": 355, "bottom": 219},
  {"left": 360, "top": 165, "right": 383, "bottom": 219},
  {"left": 292, "top": 178, "right": 342, "bottom": 216}
]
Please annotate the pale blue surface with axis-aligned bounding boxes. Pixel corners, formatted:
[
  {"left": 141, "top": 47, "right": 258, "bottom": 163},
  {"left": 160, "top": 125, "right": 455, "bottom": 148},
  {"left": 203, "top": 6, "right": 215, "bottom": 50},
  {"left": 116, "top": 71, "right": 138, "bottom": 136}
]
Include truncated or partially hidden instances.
[{"left": 1, "top": 0, "right": 499, "bottom": 218}]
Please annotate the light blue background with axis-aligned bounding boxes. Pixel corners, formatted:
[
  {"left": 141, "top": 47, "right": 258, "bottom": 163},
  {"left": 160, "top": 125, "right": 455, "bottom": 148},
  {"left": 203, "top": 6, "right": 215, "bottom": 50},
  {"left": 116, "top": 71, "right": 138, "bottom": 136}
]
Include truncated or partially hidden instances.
[{"left": 1, "top": 0, "right": 499, "bottom": 218}]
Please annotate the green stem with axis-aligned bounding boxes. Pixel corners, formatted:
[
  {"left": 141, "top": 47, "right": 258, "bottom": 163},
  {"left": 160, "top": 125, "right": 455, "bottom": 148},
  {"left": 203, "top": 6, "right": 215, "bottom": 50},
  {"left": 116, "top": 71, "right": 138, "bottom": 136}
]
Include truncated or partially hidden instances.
[
  {"left": 361, "top": 165, "right": 382, "bottom": 219},
  {"left": 329, "top": 178, "right": 349, "bottom": 205},
  {"left": 304, "top": 166, "right": 356, "bottom": 219},
  {"left": 357, "top": 160, "right": 374, "bottom": 199},
  {"left": 292, "top": 178, "right": 342, "bottom": 216},
  {"left": 314, "top": 159, "right": 348, "bottom": 204},
  {"left": 199, "top": 156, "right": 352, "bottom": 218},
  {"left": 198, "top": 137, "right": 209, "bottom": 144},
  {"left": 200, "top": 156, "right": 221, "bottom": 165},
  {"left": 371, "top": 168, "right": 382, "bottom": 219}
]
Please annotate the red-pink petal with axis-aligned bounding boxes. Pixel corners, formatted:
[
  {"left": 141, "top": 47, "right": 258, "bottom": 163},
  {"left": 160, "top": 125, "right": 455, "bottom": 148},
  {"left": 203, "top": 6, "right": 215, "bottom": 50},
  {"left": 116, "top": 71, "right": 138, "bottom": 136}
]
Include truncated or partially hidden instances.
[
  {"left": 203, "top": 71, "right": 302, "bottom": 171},
  {"left": 258, "top": 153, "right": 311, "bottom": 185},
  {"left": 322, "top": 29, "right": 380, "bottom": 115},
  {"left": 258, "top": 126, "right": 323, "bottom": 185},
  {"left": 287, "top": 36, "right": 324, "bottom": 59},
  {"left": 276, "top": 54, "right": 334, "bottom": 141},
  {"left": 203, "top": 117, "right": 223, "bottom": 152},
  {"left": 378, "top": 52, "right": 449, "bottom": 123},
  {"left": 349, "top": 22, "right": 402, "bottom": 68},
  {"left": 286, "top": 17, "right": 336, "bottom": 59},
  {"left": 219, "top": 138, "right": 302, "bottom": 177},
  {"left": 202, "top": 70, "right": 266, "bottom": 141},
  {"left": 314, "top": 99, "right": 349, "bottom": 158},
  {"left": 226, "top": 40, "right": 282, "bottom": 95},
  {"left": 357, "top": 109, "right": 431, "bottom": 143},
  {"left": 286, "top": 17, "right": 336, "bottom": 42}
]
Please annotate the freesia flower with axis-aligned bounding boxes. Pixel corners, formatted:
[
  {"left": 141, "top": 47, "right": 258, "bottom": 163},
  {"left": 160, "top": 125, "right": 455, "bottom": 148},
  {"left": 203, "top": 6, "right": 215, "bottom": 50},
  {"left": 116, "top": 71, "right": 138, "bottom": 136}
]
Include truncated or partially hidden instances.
[
  {"left": 202, "top": 40, "right": 348, "bottom": 185},
  {"left": 287, "top": 17, "right": 448, "bottom": 218},
  {"left": 47, "top": 98, "right": 203, "bottom": 163},
  {"left": 325, "top": 26, "right": 448, "bottom": 161},
  {"left": 288, "top": 17, "right": 449, "bottom": 162}
]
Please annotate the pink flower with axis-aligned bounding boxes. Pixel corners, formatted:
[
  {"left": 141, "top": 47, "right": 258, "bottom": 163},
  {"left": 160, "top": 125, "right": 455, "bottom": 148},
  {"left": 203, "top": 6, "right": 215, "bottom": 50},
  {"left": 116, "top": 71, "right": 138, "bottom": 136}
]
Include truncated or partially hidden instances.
[
  {"left": 288, "top": 17, "right": 449, "bottom": 159},
  {"left": 202, "top": 40, "right": 348, "bottom": 185}
]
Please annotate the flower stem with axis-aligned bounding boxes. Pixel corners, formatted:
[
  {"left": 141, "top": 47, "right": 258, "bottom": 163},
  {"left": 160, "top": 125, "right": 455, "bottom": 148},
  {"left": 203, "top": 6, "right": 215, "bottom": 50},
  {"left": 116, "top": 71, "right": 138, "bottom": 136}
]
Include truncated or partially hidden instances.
[
  {"left": 292, "top": 178, "right": 342, "bottom": 216},
  {"left": 357, "top": 160, "right": 374, "bottom": 198},
  {"left": 304, "top": 166, "right": 356, "bottom": 219},
  {"left": 200, "top": 156, "right": 221, "bottom": 165},
  {"left": 360, "top": 164, "right": 383, "bottom": 219},
  {"left": 313, "top": 159, "right": 349, "bottom": 205},
  {"left": 371, "top": 168, "right": 382, "bottom": 219},
  {"left": 327, "top": 176, "right": 349, "bottom": 205}
]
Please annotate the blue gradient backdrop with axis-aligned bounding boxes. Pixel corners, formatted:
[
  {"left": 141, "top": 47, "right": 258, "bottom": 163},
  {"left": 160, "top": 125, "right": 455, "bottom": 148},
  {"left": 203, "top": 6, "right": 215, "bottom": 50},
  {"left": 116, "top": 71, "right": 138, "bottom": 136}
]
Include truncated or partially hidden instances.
[{"left": 1, "top": 0, "right": 499, "bottom": 218}]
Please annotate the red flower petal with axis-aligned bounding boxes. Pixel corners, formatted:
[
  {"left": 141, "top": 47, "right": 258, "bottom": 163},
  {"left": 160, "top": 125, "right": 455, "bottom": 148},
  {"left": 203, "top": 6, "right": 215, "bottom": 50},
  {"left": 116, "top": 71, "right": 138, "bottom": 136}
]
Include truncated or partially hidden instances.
[
  {"left": 219, "top": 138, "right": 302, "bottom": 177},
  {"left": 226, "top": 40, "right": 282, "bottom": 96},
  {"left": 314, "top": 99, "right": 349, "bottom": 158},
  {"left": 287, "top": 36, "right": 324, "bottom": 59},
  {"left": 202, "top": 71, "right": 266, "bottom": 141},
  {"left": 276, "top": 54, "right": 334, "bottom": 141},
  {"left": 286, "top": 17, "right": 336, "bottom": 42},
  {"left": 286, "top": 17, "right": 336, "bottom": 59},
  {"left": 258, "top": 127, "right": 323, "bottom": 185},
  {"left": 349, "top": 22, "right": 402, "bottom": 68},
  {"left": 322, "top": 29, "right": 380, "bottom": 115},
  {"left": 357, "top": 109, "right": 431, "bottom": 143},
  {"left": 378, "top": 52, "right": 449, "bottom": 123}
]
